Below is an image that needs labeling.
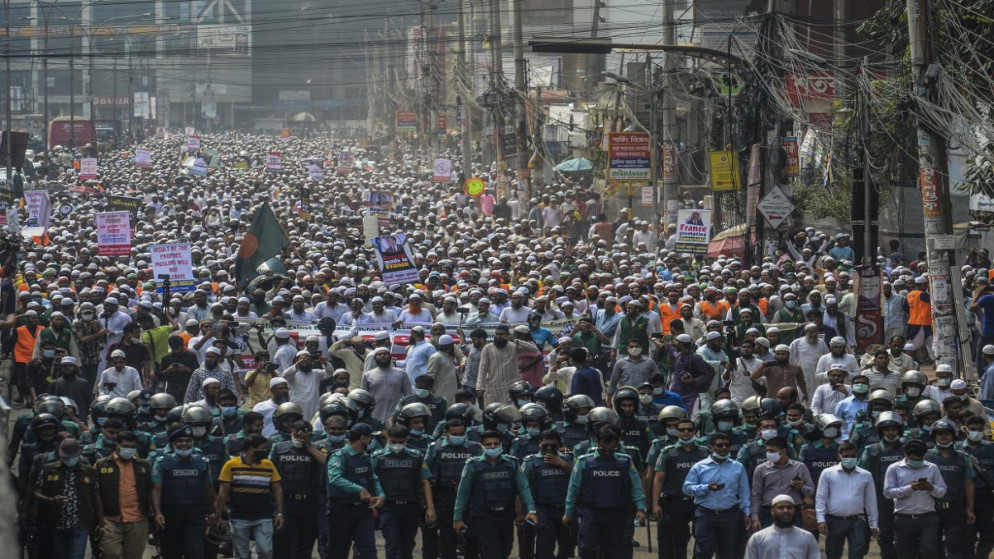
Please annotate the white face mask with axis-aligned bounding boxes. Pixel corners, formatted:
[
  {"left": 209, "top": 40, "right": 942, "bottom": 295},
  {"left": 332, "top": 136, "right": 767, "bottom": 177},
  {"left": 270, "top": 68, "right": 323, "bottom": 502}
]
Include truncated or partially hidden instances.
[
  {"left": 639, "top": 394, "right": 653, "bottom": 406},
  {"left": 760, "top": 429, "right": 778, "bottom": 441},
  {"left": 628, "top": 347, "right": 642, "bottom": 357},
  {"left": 765, "top": 451, "right": 781, "bottom": 463},
  {"left": 968, "top": 431, "right": 984, "bottom": 442},
  {"left": 905, "top": 387, "right": 921, "bottom": 398}
]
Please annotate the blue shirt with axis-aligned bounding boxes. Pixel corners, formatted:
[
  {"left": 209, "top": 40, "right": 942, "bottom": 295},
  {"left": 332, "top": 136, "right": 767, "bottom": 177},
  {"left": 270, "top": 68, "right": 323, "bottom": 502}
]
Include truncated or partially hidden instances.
[
  {"left": 529, "top": 327, "right": 558, "bottom": 351},
  {"left": 595, "top": 310, "right": 622, "bottom": 339},
  {"left": 981, "top": 362, "right": 994, "bottom": 400},
  {"left": 683, "top": 456, "right": 752, "bottom": 514},
  {"left": 652, "top": 390, "right": 687, "bottom": 410},
  {"left": 977, "top": 294, "right": 994, "bottom": 336},
  {"left": 834, "top": 395, "right": 869, "bottom": 440},
  {"left": 402, "top": 340, "right": 437, "bottom": 387},
  {"left": 570, "top": 366, "right": 603, "bottom": 406}
]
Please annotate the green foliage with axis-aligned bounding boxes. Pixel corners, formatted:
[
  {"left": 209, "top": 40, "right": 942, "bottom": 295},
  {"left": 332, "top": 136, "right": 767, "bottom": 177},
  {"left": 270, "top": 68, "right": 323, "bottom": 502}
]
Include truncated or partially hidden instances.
[{"left": 789, "top": 182, "right": 852, "bottom": 221}]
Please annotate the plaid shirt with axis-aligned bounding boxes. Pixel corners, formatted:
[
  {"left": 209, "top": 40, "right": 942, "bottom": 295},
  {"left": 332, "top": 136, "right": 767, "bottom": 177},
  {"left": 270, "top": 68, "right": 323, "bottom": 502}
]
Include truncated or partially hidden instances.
[{"left": 72, "top": 318, "right": 104, "bottom": 366}]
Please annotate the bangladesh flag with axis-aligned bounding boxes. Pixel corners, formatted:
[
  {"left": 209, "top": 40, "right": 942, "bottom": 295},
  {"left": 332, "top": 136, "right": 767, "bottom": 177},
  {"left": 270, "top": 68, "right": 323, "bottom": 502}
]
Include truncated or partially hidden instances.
[{"left": 235, "top": 202, "right": 290, "bottom": 284}]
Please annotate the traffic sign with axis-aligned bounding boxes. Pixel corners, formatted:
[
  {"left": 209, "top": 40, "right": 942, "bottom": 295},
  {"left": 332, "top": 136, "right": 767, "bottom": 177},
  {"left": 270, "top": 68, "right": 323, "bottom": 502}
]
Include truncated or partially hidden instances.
[
  {"left": 757, "top": 185, "right": 795, "bottom": 229},
  {"left": 464, "top": 177, "right": 486, "bottom": 196}
]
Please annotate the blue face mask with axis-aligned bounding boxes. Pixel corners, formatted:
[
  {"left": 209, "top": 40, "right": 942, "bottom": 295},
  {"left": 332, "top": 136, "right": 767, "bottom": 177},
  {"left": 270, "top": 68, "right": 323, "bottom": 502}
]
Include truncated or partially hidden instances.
[
  {"left": 717, "top": 421, "right": 734, "bottom": 432},
  {"left": 61, "top": 456, "right": 80, "bottom": 467},
  {"left": 785, "top": 301, "right": 796, "bottom": 309},
  {"left": 410, "top": 429, "right": 424, "bottom": 437},
  {"left": 326, "top": 434, "right": 346, "bottom": 443},
  {"left": 496, "top": 424, "right": 510, "bottom": 434},
  {"left": 936, "top": 441, "right": 954, "bottom": 449},
  {"left": 484, "top": 447, "right": 503, "bottom": 458},
  {"left": 221, "top": 407, "right": 237, "bottom": 418},
  {"left": 118, "top": 448, "right": 137, "bottom": 460},
  {"left": 906, "top": 459, "right": 924, "bottom": 469},
  {"left": 840, "top": 457, "right": 858, "bottom": 469},
  {"left": 448, "top": 435, "right": 467, "bottom": 446},
  {"left": 415, "top": 389, "right": 430, "bottom": 399},
  {"left": 527, "top": 427, "right": 540, "bottom": 437},
  {"left": 174, "top": 447, "right": 193, "bottom": 457},
  {"left": 712, "top": 452, "right": 729, "bottom": 461}
]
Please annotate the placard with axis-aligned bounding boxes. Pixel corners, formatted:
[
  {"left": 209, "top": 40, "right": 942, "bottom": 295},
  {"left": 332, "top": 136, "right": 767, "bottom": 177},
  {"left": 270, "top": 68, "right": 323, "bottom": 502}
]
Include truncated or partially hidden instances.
[
  {"left": 187, "top": 135, "right": 201, "bottom": 152},
  {"left": 433, "top": 159, "right": 452, "bottom": 182},
  {"left": 266, "top": 151, "right": 282, "bottom": 172},
  {"left": 308, "top": 162, "right": 325, "bottom": 180},
  {"left": 337, "top": 151, "right": 355, "bottom": 174},
  {"left": 95, "top": 211, "right": 131, "bottom": 256},
  {"left": 150, "top": 242, "right": 197, "bottom": 292},
  {"left": 134, "top": 148, "right": 152, "bottom": 168},
  {"left": 79, "top": 158, "right": 98, "bottom": 180},
  {"left": 372, "top": 233, "right": 420, "bottom": 285},
  {"left": 709, "top": 150, "right": 740, "bottom": 191},
  {"left": 674, "top": 209, "right": 712, "bottom": 254},
  {"left": 107, "top": 195, "right": 142, "bottom": 218}
]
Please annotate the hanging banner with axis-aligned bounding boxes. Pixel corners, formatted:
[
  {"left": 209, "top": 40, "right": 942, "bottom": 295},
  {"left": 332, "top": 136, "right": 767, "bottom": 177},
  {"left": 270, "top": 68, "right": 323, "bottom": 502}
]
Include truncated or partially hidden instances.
[
  {"left": 781, "top": 136, "right": 800, "bottom": 178},
  {"left": 674, "top": 208, "right": 712, "bottom": 254},
  {"left": 23, "top": 190, "right": 52, "bottom": 238},
  {"left": 150, "top": 242, "right": 197, "bottom": 293},
  {"left": 134, "top": 148, "right": 152, "bottom": 169},
  {"left": 266, "top": 151, "right": 282, "bottom": 172},
  {"left": 79, "top": 158, "right": 98, "bottom": 180},
  {"left": 854, "top": 264, "right": 883, "bottom": 352},
  {"left": 337, "top": 151, "right": 355, "bottom": 174},
  {"left": 709, "top": 150, "right": 740, "bottom": 191},
  {"left": 641, "top": 186, "right": 654, "bottom": 208},
  {"left": 662, "top": 142, "right": 678, "bottom": 184},
  {"left": 205, "top": 149, "right": 220, "bottom": 168},
  {"left": 433, "top": 159, "right": 452, "bottom": 182},
  {"left": 608, "top": 132, "right": 651, "bottom": 181},
  {"left": 96, "top": 211, "right": 132, "bottom": 256},
  {"left": 372, "top": 233, "right": 420, "bottom": 285}
]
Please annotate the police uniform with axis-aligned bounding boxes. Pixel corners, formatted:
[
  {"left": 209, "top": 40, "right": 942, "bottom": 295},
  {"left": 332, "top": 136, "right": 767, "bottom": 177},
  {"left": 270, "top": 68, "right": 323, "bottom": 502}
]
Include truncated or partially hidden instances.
[
  {"left": 849, "top": 416, "right": 882, "bottom": 452},
  {"left": 211, "top": 411, "right": 245, "bottom": 437},
  {"left": 522, "top": 451, "right": 575, "bottom": 559},
  {"left": 558, "top": 422, "right": 588, "bottom": 452},
  {"left": 393, "top": 394, "right": 448, "bottom": 434},
  {"left": 512, "top": 432, "right": 544, "bottom": 559},
  {"left": 653, "top": 442, "right": 708, "bottom": 559},
  {"left": 564, "top": 450, "right": 645, "bottom": 559},
  {"left": 635, "top": 403, "right": 663, "bottom": 437},
  {"left": 799, "top": 439, "right": 840, "bottom": 486},
  {"left": 645, "top": 435, "right": 680, "bottom": 476},
  {"left": 961, "top": 439, "right": 994, "bottom": 558},
  {"left": 195, "top": 435, "right": 229, "bottom": 486},
  {"left": 925, "top": 445, "right": 975, "bottom": 559},
  {"left": 617, "top": 415, "right": 652, "bottom": 464},
  {"left": 858, "top": 439, "right": 905, "bottom": 559},
  {"left": 270, "top": 439, "right": 325, "bottom": 559},
  {"left": 372, "top": 446, "right": 432, "bottom": 559},
  {"left": 453, "top": 453, "right": 537, "bottom": 559},
  {"left": 326, "top": 445, "right": 385, "bottom": 559},
  {"left": 152, "top": 451, "right": 213, "bottom": 559},
  {"left": 407, "top": 432, "right": 435, "bottom": 454},
  {"left": 423, "top": 436, "right": 483, "bottom": 559}
]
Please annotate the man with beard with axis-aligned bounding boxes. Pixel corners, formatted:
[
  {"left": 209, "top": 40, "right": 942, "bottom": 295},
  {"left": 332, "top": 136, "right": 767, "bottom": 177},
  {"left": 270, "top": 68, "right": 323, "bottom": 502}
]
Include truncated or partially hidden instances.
[
  {"left": 498, "top": 290, "right": 531, "bottom": 323},
  {"left": 362, "top": 347, "right": 412, "bottom": 423},
  {"left": 330, "top": 333, "right": 373, "bottom": 390},
  {"left": 159, "top": 335, "right": 201, "bottom": 404},
  {"left": 184, "top": 347, "right": 240, "bottom": 403},
  {"left": 254, "top": 377, "right": 291, "bottom": 437},
  {"left": 744, "top": 495, "right": 820, "bottom": 559},
  {"left": 427, "top": 335, "right": 460, "bottom": 406},
  {"left": 436, "top": 297, "right": 465, "bottom": 327},
  {"left": 72, "top": 302, "right": 108, "bottom": 394},
  {"left": 611, "top": 300, "right": 658, "bottom": 360},
  {"left": 279, "top": 350, "right": 329, "bottom": 420},
  {"left": 99, "top": 349, "right": 145, "bottom": 397},
  {"left": 460, "top": 328, "right": 488, "bottom": 396},
  {"left": 478, "top": 324, "right": 538, "bottom": 406},
  {"left": 751, "top": 344, "right": 807, "bottom": 401}
]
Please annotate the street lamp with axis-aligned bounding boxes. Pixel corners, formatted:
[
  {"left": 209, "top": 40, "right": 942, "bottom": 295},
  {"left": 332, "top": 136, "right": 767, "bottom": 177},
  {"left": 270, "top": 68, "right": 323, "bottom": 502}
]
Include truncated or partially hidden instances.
[{"left": 603, "top": 71, "right": 662, "bottom": 244}]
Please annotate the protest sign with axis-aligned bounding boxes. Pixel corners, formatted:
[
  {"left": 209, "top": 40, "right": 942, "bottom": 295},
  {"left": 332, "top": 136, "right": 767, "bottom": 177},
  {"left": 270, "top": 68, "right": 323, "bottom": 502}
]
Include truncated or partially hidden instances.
[
  {"left": 433, "top": 159, "right": 452, "bottom": 182},
  {"left": 674, "top": 209, "right": 712, "bottom": 254},
  {"left": 150, "top": 243, "right": 197, "bottom": 292},
  {"left": 107, "top": 195, "right": 142, "bottom": 219},
  {"left": 134, "top": 148, "right": 152, "bottom": 168},
  {"left": 187, "top": 135, "right": 201, "bottom": 152},
  {"left": 372, "top": 233, "right": 420, "bottom": 285},
  {"left": 95, "top": 211, "right": 132, "bottom": 256},
  {"left": 308, "top": 161, "right": 325, "bottom": 180},
  {"left": 337, "top": 151, "right": 355, "bottom": 174},
  {"left": 79, "top": 158, "right": 98, "bottom": 180},
  {"left": 22, "top": 190, "right": 52, "bottom": 238},
  {"left": 266, "top": 151, "right": 282, "bottom": 172}
]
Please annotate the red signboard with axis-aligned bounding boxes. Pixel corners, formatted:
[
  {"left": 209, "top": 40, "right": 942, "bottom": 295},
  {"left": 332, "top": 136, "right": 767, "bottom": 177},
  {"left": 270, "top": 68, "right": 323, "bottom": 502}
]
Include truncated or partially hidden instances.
[
  {"left": 919, "top": 167, "right": 941, "bottom": 218},
  {"left": 785, "top": 72, "right": 836, "bottom": 106},
  {"left": 396, "top": 111, "right": 417, "bottom": 131}
]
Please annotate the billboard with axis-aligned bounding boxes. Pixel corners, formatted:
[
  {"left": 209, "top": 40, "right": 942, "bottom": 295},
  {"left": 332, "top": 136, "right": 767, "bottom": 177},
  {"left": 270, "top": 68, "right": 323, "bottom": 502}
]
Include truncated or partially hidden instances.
[{"left": 197, "top": 25, "right": 251, "bottom": 55}]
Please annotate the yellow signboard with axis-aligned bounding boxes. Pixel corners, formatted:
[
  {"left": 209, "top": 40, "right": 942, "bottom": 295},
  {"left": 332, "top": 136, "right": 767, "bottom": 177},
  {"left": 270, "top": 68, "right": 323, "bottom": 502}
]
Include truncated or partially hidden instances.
[{"left": 710, "top": 151, "right": 741, "bottom": 191}]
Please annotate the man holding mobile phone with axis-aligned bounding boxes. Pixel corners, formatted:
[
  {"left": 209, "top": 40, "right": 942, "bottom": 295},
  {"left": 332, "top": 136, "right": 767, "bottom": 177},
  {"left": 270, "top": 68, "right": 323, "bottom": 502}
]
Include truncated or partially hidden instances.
[
  {"left": 683, "top": 432, "right": 752, "bottom": 559},
  {"left": 883, "top": 439, "right": 947, "bottom": 558}
]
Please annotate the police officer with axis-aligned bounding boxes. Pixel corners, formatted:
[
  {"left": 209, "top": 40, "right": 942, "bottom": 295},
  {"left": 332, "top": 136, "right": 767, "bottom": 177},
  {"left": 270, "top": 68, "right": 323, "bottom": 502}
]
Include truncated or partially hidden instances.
[
  {"left": 651, "top": 417, "right": 708, "bottom": 559},
  {"left": 509, "top": 380, "right": 538, "bottom": 408},
  {"left": 151, "top": 424, "right": 216, "bottom": 559},
  {"left": 481, "top": 403, "right": 519, "bottom": 453},
  {"left": 635, "top": 382, "right": 664, "bottom": 437},
  {"left": 270, "top": 402, "right": 305, "bottom": 444},
  {"left": 896, "top": 370, "right": 929, "bottom": 410},
  {"left": 534, "top": 385, "right": 565, "bottom": 424},
  {"left": 431, "top": 403, "right": 482, "bottom": 441},
  {"left": 560, "top": 396, "right": 594, "bottom": 451},
  {"left": 512, "top": 403, "right": 552, "bottom": 559},
  {"left": 183, "top": 405, "right": 228, "bottom": 486},
  {"left": 16, "top": 413, "right": 61, "bottom": 495},
  {"left": 849, "top": 390, "right": 895, "bottom": 451},
  {"left": 372, "top": 425, "right": 435, "bottom": 559},
  {"left": 270, "top": 420, "right": 327, "bottom": 559},
  {"left": 961, "top": 415, "right": 994, "bottom": 559},
  {"left": 349, "top": 388, "right": 387, "bottom": 432},
  {"left": 225, "top": 411, "right": 264, "bottom": 457},
  {"left": 104, "top": 396, "right": 154, "bottom": 457},
  {"left": 423, "top": 418, "right": 483, "bottom": 559},
  {"left": 146, "top": 393, "right": 178, "bottom": 440},
  {"left": 911, "top": 399, "right": 942, "bottom": 448},
  {"left": 395, "top": 402, "right": 435, "bottom": 453},
  {"left": 453, "top": 430, "right": 538, "bottom": 559},
  {"left": 394, "top": 375, "right": 447, "bottom": 434},
  {"left": 612, "top": 386, "right": 652, "bottom": 463},
  {"left": 325, "top": 423, "right": 384, "bottom": 559},
  {"left": 211, "top": 389, "right": 243, "bottom": 436},
  {"left": 521, "top": 429, "right": 574, "bottom": 559},
  {"left": 708, "top": 399, "right": 749, "bottom": 458},
  {"left": 857, "top": 411, "right": 905, "bottom": 559},
  {"left": 564, "top": 424, "right": 646, "bottom": 559},
  {"left": 925, "top": 418, "right": 976, "bottom": 559},
  {"left": 645, "top": 406, "right": 687, "bottom": 486},
  {"left": 799, "top": 413, "right": 843, "bottom": 486}
]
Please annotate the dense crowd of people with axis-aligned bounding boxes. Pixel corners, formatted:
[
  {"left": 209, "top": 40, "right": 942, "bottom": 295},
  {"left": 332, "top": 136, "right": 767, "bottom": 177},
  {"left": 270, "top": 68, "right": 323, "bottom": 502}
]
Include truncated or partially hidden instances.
[{"left": 7, "top": 130, "right": 994, "bottom": 559}]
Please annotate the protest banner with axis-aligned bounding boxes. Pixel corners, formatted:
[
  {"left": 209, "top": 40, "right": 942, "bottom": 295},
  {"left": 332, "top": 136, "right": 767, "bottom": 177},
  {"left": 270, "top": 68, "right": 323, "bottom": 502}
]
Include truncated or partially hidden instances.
[
  {"left": 337, "top": 151, "right": 355, "bottom": 174},
  {"left": 674, "top": 208, "right": 712, "bottom": 254},
  {"left": 191, "top": 157, "right": 209, "bottom": 176},
  {"left": 95, "top": 211, "right": 132, "bottom": 256},
  {"left": 79, "top": 158, "right": 98, "bottom": 180},
  {"left": 150, "top": 242, "right": 197, "bottom": 293},
  {"left": 22, "top": 190, "right": 51, "bottom": 238},
  {"left": 368, "top": 191, "right": 394, "bottom": 209},
  {"left": 308, "top": 161, "right": 325, "bottom": 180},
  {"left": 187, "top": 135, "right": 201, "bottom": 152},
  {"left": 854, "top": 265, "right": 884, "bottom": 352},
  {"left": 266, "top": 151, "right": 282, "bottom": 172},
  {"left": 433, "top": 159, "right": 452, "bottom": 182},
  {"left": 372, "top": 233, "right": 420, "bottom": 285},
  {"left": 134, "top": 148, "right": 152, "bottom": 168},
  {"left": 107, "top": 195, "right": 142, "bottom": 218},
  {"left": 367, "top": 208, "right": 393, "bottom": 228}
]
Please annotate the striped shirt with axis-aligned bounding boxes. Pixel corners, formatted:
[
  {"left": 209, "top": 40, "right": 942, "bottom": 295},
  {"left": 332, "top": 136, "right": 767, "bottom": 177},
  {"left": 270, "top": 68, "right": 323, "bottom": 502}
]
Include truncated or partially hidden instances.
[{"left": 218, "top": 457, "right": 282, "bottom": 520}]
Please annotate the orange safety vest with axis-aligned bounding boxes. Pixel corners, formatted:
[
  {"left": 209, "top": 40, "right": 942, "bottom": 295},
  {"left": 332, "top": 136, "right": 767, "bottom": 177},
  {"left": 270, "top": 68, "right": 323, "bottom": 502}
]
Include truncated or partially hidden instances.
[
  {"left": 658, "top": 304, "right": 681, "bottom": 334},
  {"left": 907, "top": 290, "right": 931, "bottom": 326},
  {"left": 14, "top": 324, "right": 37, "bottom": 364},
  {"left": 699, "top": 300, "right": 729, "bottom": 322}
]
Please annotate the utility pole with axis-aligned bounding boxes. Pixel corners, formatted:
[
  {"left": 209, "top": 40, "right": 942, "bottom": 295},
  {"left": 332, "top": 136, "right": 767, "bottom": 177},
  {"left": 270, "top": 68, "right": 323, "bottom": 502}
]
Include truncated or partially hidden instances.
[
  {"left": 458, "top": 0, "right": 473, "bottom": 179},
  {"left": 511, "top": 0, "right": 529, "bottom": 199},
  {"left": 906, "top": 0, "right": 958, "bottom": 369},
  {"left": 588, "top": 0, "right": 602, "bottom": 91},
  {"left": 425, "top": 0, "right": 438, "bottom": 160},
  {"left": 660, "top": 0, "right": 677, "bottom": 233},
  {"left": 487, "top": 0, "right": 504, "bottom": 169}
]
